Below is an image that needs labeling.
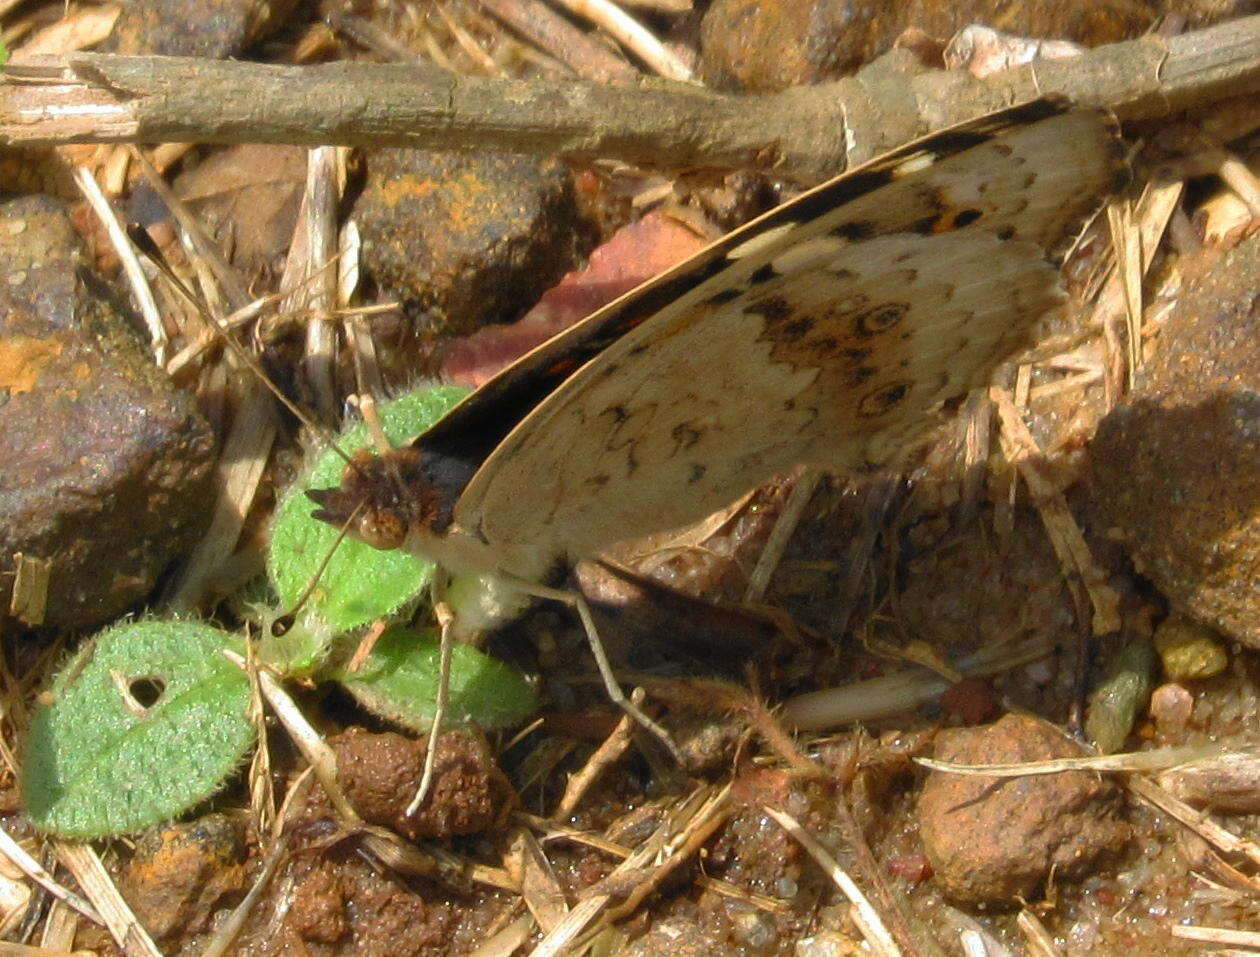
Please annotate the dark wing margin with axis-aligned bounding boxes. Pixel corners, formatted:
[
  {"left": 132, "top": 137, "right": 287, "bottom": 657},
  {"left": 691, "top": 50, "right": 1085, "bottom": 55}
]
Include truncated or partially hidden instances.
[{"left": 414, "top": 97, "right": 1096, "bottom": 467}]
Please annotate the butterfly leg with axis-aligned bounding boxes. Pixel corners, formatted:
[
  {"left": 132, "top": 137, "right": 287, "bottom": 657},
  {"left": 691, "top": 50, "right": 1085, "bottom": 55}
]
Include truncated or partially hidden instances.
[
  {"left": 408, "top": 567, "right": 456, "bottom": 816},
  {"left": 498, "top": 573, "right": 685, "bottom": 764}
]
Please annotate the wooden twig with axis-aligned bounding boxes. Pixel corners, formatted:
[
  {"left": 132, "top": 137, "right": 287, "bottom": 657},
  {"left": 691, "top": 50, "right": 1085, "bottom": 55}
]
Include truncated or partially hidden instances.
[
  {"left": 3, "top": 16, "right": 1259, "bottom": 182},
  {"left": 474, "top": 0, "right": 640, "bottom": 83}
]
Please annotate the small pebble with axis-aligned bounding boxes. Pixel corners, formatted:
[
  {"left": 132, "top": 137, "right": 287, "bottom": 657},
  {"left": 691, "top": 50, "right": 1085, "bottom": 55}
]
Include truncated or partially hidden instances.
[
  {"left": 1148, "top": 682, "right": 1194, "bottom": 737},
  {"left": 1154, "top": 614, "right": 1229, "bottom": 681}
]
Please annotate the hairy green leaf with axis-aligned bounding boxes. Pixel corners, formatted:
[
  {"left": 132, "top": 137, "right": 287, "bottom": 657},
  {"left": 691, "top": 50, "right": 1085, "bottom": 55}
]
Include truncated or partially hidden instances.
[
  {"left": 332, "top": 626, "right": 536, "bottom": 730},
  {"left": 24, "top": 621, "right": 253, "bottom": 838}
]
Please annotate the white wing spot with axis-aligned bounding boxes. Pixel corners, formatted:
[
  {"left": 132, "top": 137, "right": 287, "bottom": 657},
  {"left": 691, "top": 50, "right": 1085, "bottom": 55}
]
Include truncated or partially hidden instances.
[
  {"left": 771, "top": 236, "right": 847, "bottom": 275},
  {"left": 893, "top": 152, "right": 936, "bottom": 177},
  {"left": 725, "top": 222, "right": 796, "bottom": 260}
]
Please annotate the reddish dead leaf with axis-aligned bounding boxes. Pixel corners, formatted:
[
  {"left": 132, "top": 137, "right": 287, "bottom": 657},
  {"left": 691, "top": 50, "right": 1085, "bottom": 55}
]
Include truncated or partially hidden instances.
[{"left": 441, "top": 211, "right": 709, "bottom": 387}]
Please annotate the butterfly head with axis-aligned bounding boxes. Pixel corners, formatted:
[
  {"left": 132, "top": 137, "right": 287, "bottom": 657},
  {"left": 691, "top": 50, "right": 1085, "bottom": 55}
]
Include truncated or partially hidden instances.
[{"left": 307, "top": 446, "right": 454, "bottom": 552}]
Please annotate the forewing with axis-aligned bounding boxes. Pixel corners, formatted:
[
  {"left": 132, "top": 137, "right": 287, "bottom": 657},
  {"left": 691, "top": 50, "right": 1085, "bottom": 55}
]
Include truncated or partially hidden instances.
[{"left": 454, "top": 107, "right": 1123, "bottom": 569}]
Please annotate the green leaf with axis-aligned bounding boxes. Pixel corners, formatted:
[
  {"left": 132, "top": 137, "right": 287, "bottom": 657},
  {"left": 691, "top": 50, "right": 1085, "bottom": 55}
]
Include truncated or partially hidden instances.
[
  {"left": 23, "top": 621, "right": 254, "bottom": 838},
  {"left": 332, "top": 626, "right": 536, "bottom": 730},
  {"left": 266, "top": 385, "right": 470, "bottom": 645}
]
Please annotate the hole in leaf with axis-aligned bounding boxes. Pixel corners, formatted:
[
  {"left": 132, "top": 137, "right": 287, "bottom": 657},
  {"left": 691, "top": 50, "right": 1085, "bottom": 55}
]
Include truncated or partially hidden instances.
[{"left": 128, "top": 677, "right": 165, "bottom": 708}]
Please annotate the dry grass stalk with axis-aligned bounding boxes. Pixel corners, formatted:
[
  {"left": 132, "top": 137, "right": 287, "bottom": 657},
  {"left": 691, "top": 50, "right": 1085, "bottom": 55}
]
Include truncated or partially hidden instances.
[
  {"left": 763, "top": 806, "right": 901, "bottom": 957},
  {"left": 38, "top": 899, "right": 80, "bottom": 951},
  {"left": 198, "top": 836, "right": 289, "bottom": 957},
  {"left": 127, "top": 146, "right": 251, "bottom": 309},
  {"left": 552, "top": 688, "right": 643, "bottom": 819},
  {"left": 546, "top": 0, "right": 692, "bottom": 80},
  {"left": 744, "top": 468, "right": 822, "bottom": 604},
  {"left": 916, "top": 743, "right": 1215, "bottom": 777},
  {"left": 1127, "top": 774, "right": 1260, "bottom": 870},
  {"left": 73, "top": 166, "right": 168, "bottom": 364},
  {"left": 530, "top": 784, "right": 730, "bottom": 956},
  {"left": 0, "top": 828, "right": 98, "bottom": 926},
  {"left": 0, "top": 943, "right": 94, "bottom": 956},
  {"left": 507, "top": 828, "right": 569, "bottom": 933},
  {"left": 164, "top": 384, "right": 279, "bottom": 610},
  {"left": 603, "top": 785, "right": 733, "bottom": 922},
  {"left": 434, "top": 0, "right": 502, "bottom": 76},
  {"left": 991, "top": 387, "right": 1121, "bottom": 635},
  {"left": 467, "top": 912, "right": 535, "bottom": 957},
  {"left": 244, "top": 639, "right": 276, "bottom": 848},
  {"left": 7, "top": 4, "right": 119, "bottom": 62},
  {"left": 222, "top": 649, "right": 359, "bottom": 822},
  {"left": 51, "top": 842, "right": 160, "bottom": 957},
  {"left": 473, "top": 0, "right": 634, "bottom": 81},
  {"left": 1085, "top": 179, "right": 1184, "bottom": 406},
  {"left": 1016, "top": 908, "right": 1062, "bottom": 956},
  {"left": 1107, "top": 199, "right": 1143, "bottom": 388},
  {"left": 1170, "top": 924, "right": 1260, "bottom": 946},
  {"left": 519, "top": 812, "right": 790, "bottom": 912}
]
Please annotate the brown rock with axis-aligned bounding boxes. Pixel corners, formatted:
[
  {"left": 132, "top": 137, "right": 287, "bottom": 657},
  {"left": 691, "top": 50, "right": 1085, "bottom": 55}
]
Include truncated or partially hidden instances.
[
  {"left": 121, "top": 814, "right": 246, "bottom": 941},
  {"left": 1148, "top": 682, "right": 1194, "bottom": 740},
  {"left": 355, "top": 150, "right": 589, "bottom": 338},
  {"left": 699, "top": 0, "right": 1155, "bottom": 92},
  {"left": 104, "top": 0, "right": 297, "bottom": 57},
  {"left": 286, "top": 859, "right": 349, "bottom": 944},
  {"left": 939, "top": 677, "right": 1002, "bottom": 725},
  {"left": 1090, "top": 233, "right": 1260, "bottom": 646},
  {"left": 0, "top": 195, "right": 216, "bottom": 629},
  {"left": 917, "top": 713, "right": 1130, "bottom": 904},
  {"left": 330, "top": 726, "right": 503, "bottom": 840}
]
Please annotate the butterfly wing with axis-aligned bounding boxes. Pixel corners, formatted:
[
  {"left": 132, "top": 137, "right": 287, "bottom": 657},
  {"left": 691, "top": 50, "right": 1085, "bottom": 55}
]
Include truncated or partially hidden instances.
[{"left": 454, "top": 104, "right": 1124, "bottom": 575}]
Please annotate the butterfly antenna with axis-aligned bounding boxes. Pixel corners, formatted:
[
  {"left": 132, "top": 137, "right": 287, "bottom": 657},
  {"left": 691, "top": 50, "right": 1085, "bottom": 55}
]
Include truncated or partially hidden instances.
[
  {"left": 270, "top": 500, "right": 366, "bottom": 636},
  {"left": 128, "top": 226, "right": 366, "bottom": 477},
  {"left": 357, "top": 392, "right": 411, "bottom": 498}
]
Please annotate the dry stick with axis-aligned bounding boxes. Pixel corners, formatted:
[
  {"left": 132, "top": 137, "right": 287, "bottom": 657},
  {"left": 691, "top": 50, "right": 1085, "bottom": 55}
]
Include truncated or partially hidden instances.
[
  {"left": 52, "top": 843, "right": 161, "bottom": 957},
  {"left": 0, "top": 829, "right": 100, "bottom": 926},
  {"left": 4, "top": 15, "right": 1259, "bottom": 182},
  {"left": 763, "top": 807, "right": 901, "bottom": 957},
  {"left": 517, "top": 811, "right": 790, "bottom": 912},
  {"left": 297, "top": 146, "right": 342, "bottom": 423},
  {"left": 1017, "top": 909, "right": 1063, "bottom": 957},
  {"left": 545, "top": 0, "right": 692, "bottom": 80},
  {"left": 991, "top": 388, "right": 1121, "bottom": 636},
  {"left": 743, "top": 468, "right": 821, "bottom": 604},
  {"left": 72, "top": 166, "right": 167, "bottom": 364},
  {"left": 551, "top": 688, "right": 644, "bottom": 819},
  {"left": 474, "top": 0, "right": 640, "bottom": 83}
]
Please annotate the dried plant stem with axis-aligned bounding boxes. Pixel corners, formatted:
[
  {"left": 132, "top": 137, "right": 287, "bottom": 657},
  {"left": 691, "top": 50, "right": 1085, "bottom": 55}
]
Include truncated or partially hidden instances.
[
  {"left": 552, "top": 688, "right": 643, "bottom": 819},
  {"left": 4, "top": 16, "right": 1258, "bottom": 182},
  {"left": 52, "top": 843, "right": 161, "bottom": 957},
  {"left": 0, "top": 827, "right": 100, "bottom": 925},
  {"left": 764, "top": 806, "right": 901, "bottom": 957},
  {"left": 546, "top": 0, "right": 692, "bottom": 80}
]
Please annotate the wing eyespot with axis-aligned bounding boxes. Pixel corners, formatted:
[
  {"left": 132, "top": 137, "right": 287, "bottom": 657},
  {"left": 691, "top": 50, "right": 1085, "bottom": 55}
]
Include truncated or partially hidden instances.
[
  {"left": 858, "top": 381, "right": 912, "bottom": 417},
  {"left": 855, "top": 302, "right": 909, "bottom": 337}
]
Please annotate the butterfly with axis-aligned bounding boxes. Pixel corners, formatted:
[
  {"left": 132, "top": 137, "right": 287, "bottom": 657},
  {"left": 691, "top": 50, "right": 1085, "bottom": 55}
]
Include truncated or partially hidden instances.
[{"left": 308, "top": 98, "right": 1124, "bottom": 764}]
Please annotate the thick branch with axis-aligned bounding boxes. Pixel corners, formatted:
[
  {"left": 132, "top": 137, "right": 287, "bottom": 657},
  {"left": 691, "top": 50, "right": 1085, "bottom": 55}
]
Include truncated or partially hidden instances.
[{"left": 3, "top": 14, "right": 1258, "bottom": 183}]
